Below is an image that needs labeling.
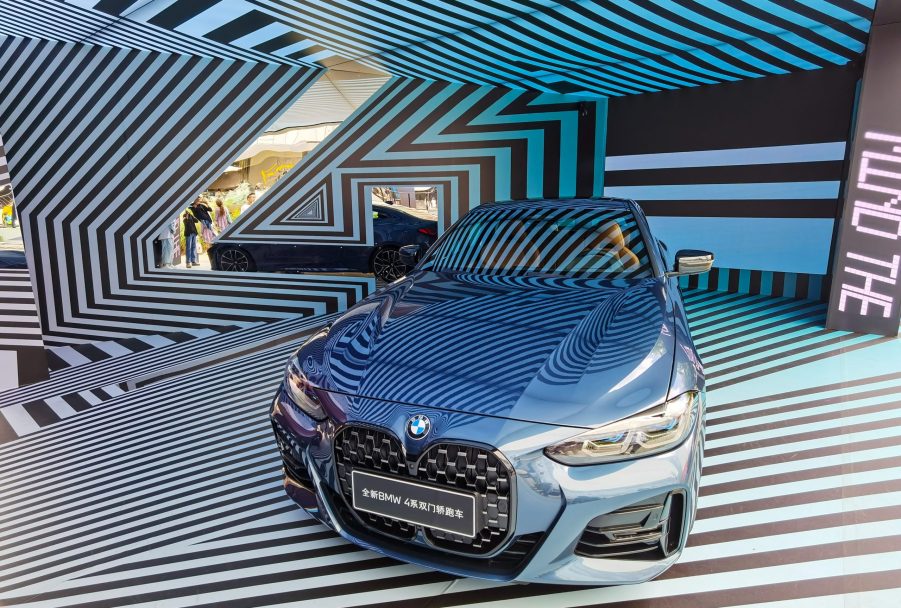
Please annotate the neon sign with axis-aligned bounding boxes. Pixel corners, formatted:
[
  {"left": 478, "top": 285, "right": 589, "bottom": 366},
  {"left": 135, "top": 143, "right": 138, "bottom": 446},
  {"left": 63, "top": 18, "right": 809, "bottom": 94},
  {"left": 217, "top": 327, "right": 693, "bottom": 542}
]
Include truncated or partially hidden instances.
[
  {"left": 836, "top": 132, "right": 901, "bottom": 320},
  {"left": 829, "top": 130, "right": 901, "bottom": 335}
]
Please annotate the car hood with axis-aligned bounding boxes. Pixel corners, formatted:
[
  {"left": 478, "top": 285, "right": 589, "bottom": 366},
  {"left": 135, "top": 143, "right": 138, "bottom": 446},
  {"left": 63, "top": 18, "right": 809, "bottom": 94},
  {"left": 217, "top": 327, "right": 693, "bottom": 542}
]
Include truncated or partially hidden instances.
[{"left": 304, "top": 271, "right": 676, "bottom": 428}]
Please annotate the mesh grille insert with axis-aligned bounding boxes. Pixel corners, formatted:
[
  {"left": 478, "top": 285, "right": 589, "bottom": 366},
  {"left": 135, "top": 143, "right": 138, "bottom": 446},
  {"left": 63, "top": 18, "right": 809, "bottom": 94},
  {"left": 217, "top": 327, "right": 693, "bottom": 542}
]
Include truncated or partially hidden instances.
[
  {"left": 416, "top": 443, "right": 512, "bottom": 554},
  {"left": 334, "top": 426, "right": 415, "bottom": 539}
]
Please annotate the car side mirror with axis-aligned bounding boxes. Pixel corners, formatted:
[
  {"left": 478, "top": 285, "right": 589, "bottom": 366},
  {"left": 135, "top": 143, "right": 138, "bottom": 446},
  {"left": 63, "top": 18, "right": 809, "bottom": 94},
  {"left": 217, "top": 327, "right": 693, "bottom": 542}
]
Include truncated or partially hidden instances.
[
  {"left": 398, "top": 244, "right": 423, "bottom": 266},
  {"left": 666, "top": 249, "right": 714, "bottom": 277}
]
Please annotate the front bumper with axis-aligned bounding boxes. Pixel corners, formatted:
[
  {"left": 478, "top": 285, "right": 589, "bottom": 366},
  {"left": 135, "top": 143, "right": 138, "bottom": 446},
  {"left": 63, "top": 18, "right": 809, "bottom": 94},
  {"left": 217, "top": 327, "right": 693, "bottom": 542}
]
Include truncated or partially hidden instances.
[{"left": 271, "top": 389, "right": 703, "bottom": 586}]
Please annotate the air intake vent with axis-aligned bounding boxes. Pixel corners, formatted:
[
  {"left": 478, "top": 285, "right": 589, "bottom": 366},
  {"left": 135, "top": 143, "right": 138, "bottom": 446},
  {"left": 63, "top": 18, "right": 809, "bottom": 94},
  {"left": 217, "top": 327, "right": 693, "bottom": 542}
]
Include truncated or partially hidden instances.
[
  {"left": 575, "top": 492, "right": 685, "bottom": 560},
  {"left": 272, "top": 420, "right": 313, "bottom": 488}
]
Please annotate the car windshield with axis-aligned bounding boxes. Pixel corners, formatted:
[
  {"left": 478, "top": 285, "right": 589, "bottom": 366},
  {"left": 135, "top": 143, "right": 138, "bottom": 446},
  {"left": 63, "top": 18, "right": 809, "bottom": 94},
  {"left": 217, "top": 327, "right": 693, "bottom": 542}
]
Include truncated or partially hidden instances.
[{"left": 423, "top": 204, "right": 653, "bottom": 279}]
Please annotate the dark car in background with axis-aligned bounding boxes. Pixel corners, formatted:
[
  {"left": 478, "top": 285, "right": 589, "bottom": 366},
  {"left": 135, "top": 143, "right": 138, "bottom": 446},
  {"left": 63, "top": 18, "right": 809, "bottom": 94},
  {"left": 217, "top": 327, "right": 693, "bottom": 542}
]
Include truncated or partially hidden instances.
[{"left": 209, "top": 203, "right": 438, "bottom": 281}]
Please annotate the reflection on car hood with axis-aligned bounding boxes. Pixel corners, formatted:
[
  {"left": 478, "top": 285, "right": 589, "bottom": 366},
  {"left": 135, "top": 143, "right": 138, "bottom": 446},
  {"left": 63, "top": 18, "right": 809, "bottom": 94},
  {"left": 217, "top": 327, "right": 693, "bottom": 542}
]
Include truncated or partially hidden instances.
[{"left": 307, "top": 271, "right": 676, "bottom": 428}]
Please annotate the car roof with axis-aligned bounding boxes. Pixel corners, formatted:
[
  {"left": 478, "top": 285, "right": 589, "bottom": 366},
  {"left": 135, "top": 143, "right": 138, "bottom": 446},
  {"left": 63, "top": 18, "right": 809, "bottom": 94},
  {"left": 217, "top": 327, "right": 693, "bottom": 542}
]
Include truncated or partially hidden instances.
[
  {"left": 476, "top": 197, "right": 633, "bottom": 212},
  {"left": 374, "top": 202, "right": 414, "bottom": 213},
  {"left": 373, "top": 202, "right": 441, "bottom": 220}
]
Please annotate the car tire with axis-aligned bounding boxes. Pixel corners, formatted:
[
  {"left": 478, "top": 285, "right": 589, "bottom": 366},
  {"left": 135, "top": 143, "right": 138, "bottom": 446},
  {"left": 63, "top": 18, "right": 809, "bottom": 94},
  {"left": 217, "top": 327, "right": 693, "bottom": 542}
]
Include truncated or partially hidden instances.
[
  {"left": 217, "top": 246, "right": 255, "bottom": 272},
  {"left": 371, "top": 246, "right": 409, "bottom": 282}
]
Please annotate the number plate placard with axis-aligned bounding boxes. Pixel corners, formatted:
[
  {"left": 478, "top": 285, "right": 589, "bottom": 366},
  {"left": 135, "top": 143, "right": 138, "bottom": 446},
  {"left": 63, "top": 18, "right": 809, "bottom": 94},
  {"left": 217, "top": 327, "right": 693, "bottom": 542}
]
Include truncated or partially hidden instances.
[{"left": 351, "top": 470, "right": 477, "bottom": 537}]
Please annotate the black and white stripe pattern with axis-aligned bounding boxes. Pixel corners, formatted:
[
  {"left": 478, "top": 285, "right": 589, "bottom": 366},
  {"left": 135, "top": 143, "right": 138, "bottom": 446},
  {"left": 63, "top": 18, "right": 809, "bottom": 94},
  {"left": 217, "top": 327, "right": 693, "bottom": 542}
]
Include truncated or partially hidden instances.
[
  {"left": 679, "top": 266, "right": 831, "bottom": 302},
  {"left": 1, "top": 0, "right": 878, "bottom": 347},
  {"left": 0, "top": 290, "right": 898, "bottom": 606},
  {"left": 0, "top": 270, "right": 40, "bottom": 350},
  {"left": 85, "top": 0, "right": 873, "bottom": 96},
  {"left": 0, "top": 134, "right": 44, "bottom": 391},
  {"left": 0, "top": 0, "right": 316, "bottom": 65},
  {"left": 0, "top": 381, "right": 127, "bottom": 443},
  {"left": 44, "top": 324, "right": 250, "bottom": 372},
  {"left": 219, "top": 78, "right": 606, "bottom": 245},
  {"left": 0, "top": 314, "right": 335, "bottom": 435},
  {"left": 0, "top": 314, "right": 333, "bottom": 442},
  {"left": 0, "top": 133, "right": 10, "bottom": 198},
  {"left": 0, "top": 22, "right": 374, "bottom": 344},
  {"left": 0, "top": 268, "right": 48, "bottom": 390}
]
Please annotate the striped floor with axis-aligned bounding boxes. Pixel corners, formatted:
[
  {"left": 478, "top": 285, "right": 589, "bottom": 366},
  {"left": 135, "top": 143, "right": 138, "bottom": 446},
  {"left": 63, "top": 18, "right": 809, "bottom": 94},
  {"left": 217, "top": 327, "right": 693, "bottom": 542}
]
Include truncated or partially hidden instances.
[
  {"left": 0, "top": 316, "right": 333, "bottom": 444},
  {"left": 0, "top": 289, "right": 899, "bottom": 606},
  {"left": 44, "top": 324, "right": 253, "bottom": 373},
  {"left": 0, "top": 268, "right": 40, "bottom": 348}
]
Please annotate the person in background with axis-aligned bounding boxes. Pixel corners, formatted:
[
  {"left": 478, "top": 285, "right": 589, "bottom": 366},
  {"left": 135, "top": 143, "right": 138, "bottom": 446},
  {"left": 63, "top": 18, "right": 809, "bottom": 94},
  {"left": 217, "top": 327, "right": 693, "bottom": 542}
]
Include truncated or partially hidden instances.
[
  {"left": 215, "top": 198, "right": 231, "bottom": 232},
  {"left": 183, "top": 210, "right": 199, "bottom": 268},
  {"left": 158, "top": 220, "right": 175, "bottom": 268},
  {"left": 170, "top": 216, "right": 181, "bottom": 265},
  {"left": 240, "top": 192, "right": 256, "bottom": 215},
  {"left": 190, "top": 198, "right": 215, "bottom": 244}
]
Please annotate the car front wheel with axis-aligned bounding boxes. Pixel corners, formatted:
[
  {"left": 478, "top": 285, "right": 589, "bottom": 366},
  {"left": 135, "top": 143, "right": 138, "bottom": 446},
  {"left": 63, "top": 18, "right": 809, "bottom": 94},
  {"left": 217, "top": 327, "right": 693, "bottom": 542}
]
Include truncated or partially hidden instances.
[
  {"left": 218, "top": 247, "right": 254, "bottom": 272},
  {"left": 371, "top": 246, "right": 409, "bottom": 281}
]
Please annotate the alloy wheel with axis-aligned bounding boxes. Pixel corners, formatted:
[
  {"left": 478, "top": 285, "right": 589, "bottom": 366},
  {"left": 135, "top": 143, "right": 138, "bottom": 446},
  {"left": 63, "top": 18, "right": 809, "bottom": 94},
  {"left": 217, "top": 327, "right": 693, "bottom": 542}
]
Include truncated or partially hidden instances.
[
  {"left": 219, "top": 248, "right": 251, "bottom": 272},
  {"left": 372, "top": 247, "right": 409, "bottom": 281}
]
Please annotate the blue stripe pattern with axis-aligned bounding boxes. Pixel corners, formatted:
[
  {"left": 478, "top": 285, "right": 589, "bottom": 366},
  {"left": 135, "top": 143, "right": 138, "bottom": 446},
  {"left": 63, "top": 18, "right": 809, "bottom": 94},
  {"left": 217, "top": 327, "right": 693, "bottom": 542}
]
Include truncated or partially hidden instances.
[
  {"left": 323, "top": 273, "right": 666, "bottom": 417},
  {"left": 82, "top": 0, "right": 874, "bottom": 97}
]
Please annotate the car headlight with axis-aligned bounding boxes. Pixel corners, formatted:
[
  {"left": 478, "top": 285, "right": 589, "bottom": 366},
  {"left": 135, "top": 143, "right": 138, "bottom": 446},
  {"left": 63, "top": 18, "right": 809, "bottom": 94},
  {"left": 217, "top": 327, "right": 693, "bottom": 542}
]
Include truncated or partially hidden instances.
[
  {"left": 544, "top": 391, "right": 701, "bottom": 465},
  {"left": 284, "top": 357, "right": 326, "bottom": 421}
]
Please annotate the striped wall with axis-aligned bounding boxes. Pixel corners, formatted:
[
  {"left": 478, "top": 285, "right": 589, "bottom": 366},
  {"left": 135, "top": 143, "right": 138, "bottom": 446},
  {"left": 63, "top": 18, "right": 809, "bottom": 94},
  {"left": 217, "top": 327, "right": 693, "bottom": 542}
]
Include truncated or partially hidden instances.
[
  {"left": 82, "top": 0, "right": 874, "bottom": 97},
  {"left": 0, "top": 134, "right": 9, "bottom": 197},
  {"left": 0, "top": 269, "right": 48, "bottom": 391},
  {"left": 218, "top": 78, "right": 607, "bottom": 243},
  {"left": 679, "top": 267, "right": 830, "bottom": 302},
  {"left": 0, "top": 134, "right": 47, "bottom": 390},
  {"left": 603, "top": 63, "right": 862, "bottom": 296},
  {"left": 219, "top": 64, "right": 860, "bottom": 301},
  {"left": 0, "top": 0, "right": 382, "bottom": 345}
]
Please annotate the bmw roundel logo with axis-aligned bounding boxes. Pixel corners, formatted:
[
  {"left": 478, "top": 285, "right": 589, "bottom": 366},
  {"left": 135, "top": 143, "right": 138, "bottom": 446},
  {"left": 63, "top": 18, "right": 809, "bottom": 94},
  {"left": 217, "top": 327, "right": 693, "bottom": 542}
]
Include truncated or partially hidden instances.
[{"left": 406, "top": 414, "right": 431, "bottom": 440}]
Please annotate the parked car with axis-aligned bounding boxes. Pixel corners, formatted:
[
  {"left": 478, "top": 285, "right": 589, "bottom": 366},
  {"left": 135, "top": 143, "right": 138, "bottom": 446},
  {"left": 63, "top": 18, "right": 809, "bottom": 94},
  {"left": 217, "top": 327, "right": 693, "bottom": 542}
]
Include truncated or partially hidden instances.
[
  {"left": 269, "top": 197, "right": 713, "bottom": 585},
  {"left": 209, "top": 203, "right": 437, "bottom": 281}
]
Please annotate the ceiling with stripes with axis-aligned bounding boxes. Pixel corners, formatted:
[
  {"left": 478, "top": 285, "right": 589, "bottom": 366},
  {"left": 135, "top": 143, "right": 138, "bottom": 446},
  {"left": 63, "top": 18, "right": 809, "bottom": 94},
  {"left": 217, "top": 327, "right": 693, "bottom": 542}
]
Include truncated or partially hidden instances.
[{"left": 62, "top": 0, "right": 873, "bottom": 96}]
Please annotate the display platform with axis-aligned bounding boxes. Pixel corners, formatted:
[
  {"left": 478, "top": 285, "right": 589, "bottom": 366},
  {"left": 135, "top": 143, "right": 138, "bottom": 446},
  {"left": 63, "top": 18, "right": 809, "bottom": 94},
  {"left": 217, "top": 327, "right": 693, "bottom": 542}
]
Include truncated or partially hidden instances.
[{"left": 0, "top": 289, "right": 899, "bottom": 607}]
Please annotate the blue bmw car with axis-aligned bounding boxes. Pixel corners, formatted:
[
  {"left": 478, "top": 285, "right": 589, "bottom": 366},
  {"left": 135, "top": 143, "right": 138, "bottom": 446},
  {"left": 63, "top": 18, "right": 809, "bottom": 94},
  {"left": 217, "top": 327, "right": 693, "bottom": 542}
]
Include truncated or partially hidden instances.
[{"left": 270, "top": 198, "right": 714, "bottom": 585}]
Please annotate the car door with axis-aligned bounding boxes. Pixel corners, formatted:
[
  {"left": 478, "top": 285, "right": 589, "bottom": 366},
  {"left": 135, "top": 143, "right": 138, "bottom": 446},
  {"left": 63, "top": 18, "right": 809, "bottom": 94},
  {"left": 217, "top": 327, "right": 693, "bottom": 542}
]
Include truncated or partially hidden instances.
[{"left": 281, "top": 243, "right": 350, "bottom": 272}]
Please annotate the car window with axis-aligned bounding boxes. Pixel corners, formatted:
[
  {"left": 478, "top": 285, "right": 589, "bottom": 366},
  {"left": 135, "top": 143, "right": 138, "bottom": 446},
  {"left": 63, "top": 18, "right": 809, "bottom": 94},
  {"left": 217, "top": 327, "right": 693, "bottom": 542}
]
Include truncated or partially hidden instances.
[{"left": 423, "top": 205, "right": 653, "bottom": 279}]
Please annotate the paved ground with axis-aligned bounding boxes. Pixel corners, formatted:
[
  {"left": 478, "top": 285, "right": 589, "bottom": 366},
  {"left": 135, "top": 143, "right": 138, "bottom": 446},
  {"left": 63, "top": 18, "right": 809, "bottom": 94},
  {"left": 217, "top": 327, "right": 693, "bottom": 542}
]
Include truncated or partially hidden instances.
[{"left": 0, "top": 226, "right": 24, "bottom": 251}]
